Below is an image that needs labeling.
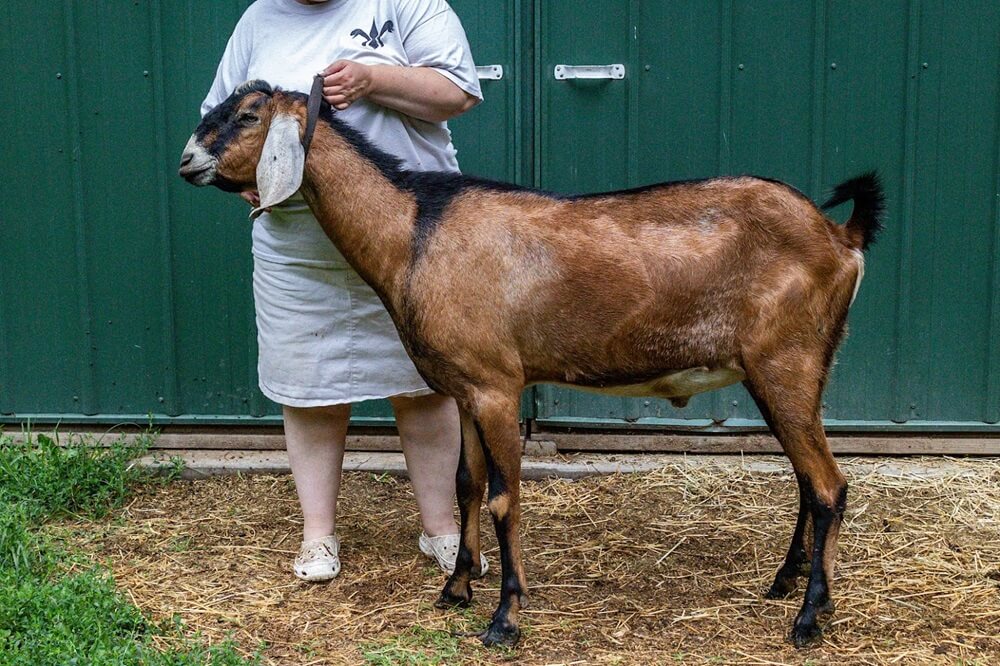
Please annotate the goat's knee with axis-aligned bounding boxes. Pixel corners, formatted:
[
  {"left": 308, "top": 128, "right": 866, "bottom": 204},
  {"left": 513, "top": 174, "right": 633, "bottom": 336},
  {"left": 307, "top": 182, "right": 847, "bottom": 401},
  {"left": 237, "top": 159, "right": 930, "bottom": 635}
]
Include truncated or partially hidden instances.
[{"left": 487, "top": 492, "right": 511, "bottom": 521}]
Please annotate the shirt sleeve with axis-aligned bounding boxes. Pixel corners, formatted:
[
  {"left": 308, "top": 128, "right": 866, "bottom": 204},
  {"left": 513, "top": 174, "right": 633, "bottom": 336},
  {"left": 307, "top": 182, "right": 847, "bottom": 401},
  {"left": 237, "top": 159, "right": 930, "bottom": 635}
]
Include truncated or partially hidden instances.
[
  {"left": 397, "top": 0, "right": 483, "bottom": 102},
  {"left": 200, "top": 14, "right": 253, "bottom": 117}
]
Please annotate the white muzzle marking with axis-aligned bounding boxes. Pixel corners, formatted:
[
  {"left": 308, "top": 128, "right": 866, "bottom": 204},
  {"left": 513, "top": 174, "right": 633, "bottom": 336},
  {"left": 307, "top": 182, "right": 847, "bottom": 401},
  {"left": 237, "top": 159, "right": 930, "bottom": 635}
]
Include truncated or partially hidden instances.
[{"left": 178, "top": 134, "right": 218, "bottom": 185}]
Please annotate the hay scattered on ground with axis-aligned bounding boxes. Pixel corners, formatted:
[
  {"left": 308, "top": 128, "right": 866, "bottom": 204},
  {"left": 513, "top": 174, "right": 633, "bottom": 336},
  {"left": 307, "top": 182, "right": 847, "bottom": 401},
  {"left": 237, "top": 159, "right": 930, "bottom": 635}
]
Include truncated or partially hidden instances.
[{"left": 66, "top": 456, "right": 1000, "bottom": 665}]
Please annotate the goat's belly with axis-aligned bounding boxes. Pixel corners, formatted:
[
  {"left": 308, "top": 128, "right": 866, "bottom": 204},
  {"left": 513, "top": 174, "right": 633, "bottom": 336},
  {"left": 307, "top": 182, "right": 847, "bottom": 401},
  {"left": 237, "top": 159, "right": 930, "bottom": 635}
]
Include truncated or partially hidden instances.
[{"left": 561, "top": 366, "right": 746, "bottom": 400}]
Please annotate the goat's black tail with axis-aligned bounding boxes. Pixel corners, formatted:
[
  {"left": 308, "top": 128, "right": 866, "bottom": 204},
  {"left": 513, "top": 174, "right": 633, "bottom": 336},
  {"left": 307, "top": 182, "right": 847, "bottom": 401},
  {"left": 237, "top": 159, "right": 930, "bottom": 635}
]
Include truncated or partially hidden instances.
[{"left": 821, "top": 171, "right": 885, "bottom": 252}]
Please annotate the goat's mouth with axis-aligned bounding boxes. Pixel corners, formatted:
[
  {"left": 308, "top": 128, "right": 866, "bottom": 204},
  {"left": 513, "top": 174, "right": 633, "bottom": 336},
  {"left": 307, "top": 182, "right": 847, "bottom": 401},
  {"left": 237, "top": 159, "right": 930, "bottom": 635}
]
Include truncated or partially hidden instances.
[
  {"left": 178, "top": 159, "right": 245, "bottom": 192},
  {"left": 178, "top": 163, "right": 216, "bottom": 186},
  {"left": 178, "top": 135, "right": 219, "bottom": 186}
]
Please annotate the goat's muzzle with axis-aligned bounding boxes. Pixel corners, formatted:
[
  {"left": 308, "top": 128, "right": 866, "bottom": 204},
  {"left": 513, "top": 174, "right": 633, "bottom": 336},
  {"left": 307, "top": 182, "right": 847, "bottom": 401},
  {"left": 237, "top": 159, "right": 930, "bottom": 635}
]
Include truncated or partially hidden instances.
[{"left": 178, "top": 135, "right": 217, "bottom": 186}]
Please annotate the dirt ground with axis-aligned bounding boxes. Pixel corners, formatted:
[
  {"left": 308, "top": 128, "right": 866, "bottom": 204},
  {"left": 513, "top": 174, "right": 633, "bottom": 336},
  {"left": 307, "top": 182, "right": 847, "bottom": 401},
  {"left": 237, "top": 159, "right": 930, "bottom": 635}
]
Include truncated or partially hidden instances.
[{"left": 67, "top": 455, "right": 1000, "bottom": 665}]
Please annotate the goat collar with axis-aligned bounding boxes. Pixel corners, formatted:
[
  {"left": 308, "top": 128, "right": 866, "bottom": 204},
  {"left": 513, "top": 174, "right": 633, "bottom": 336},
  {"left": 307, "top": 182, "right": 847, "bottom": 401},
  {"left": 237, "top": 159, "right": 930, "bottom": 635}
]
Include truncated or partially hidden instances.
[{"left": 302, "top": 73, "right": 324, "bottom": 156}]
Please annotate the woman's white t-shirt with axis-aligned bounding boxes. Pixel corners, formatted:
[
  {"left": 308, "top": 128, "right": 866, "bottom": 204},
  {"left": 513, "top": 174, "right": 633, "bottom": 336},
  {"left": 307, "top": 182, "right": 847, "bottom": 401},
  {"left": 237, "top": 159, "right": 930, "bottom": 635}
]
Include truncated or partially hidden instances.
[
  {"left": 202, "top": 0, "right": 482, "bottom": 267},
  {"left": 201, "top": 0, "right": 481, "bottom": 406}
]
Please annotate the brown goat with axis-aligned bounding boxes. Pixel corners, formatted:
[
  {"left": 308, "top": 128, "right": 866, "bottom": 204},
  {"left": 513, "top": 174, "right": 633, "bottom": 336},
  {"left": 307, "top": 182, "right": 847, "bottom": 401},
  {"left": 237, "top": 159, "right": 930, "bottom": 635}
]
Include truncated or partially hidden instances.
[{"left": 180, "top": 81, "right": 885, "bottom": 648}]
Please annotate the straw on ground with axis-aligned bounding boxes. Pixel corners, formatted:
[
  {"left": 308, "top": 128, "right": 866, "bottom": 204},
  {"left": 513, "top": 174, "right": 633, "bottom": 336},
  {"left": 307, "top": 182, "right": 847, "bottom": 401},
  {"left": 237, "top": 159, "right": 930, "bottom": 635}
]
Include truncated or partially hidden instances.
[{"left": 67, "top": 456, "right": 1000, "bottom": 665}]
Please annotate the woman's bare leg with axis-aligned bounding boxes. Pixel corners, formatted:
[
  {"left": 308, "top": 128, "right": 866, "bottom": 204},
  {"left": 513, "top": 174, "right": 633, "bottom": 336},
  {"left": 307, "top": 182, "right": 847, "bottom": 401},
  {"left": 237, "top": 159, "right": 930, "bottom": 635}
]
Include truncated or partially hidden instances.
[
  {"left": 390, "top": 393, "right": 461, "bottom": 537},
  {"left": 283, "top": 403, "right": 351, "bottom": 541}
]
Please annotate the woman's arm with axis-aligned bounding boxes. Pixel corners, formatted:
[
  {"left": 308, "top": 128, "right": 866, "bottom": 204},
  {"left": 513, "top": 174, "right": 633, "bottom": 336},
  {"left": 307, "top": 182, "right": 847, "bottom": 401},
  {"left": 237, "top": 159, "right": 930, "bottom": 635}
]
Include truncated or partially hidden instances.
[
  {"left": 320, "top": 60, "right": 478, "bottom": 123},
  {"left": 201, "top": 19, "right": 253, "bottom": 117}
]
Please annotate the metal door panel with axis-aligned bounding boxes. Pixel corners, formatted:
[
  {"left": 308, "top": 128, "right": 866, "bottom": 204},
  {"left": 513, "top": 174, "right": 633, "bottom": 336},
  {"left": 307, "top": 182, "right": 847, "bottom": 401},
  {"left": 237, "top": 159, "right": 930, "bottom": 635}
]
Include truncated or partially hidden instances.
[{"left": 533, "top": 0, "right": 1000, "bottom": 430}]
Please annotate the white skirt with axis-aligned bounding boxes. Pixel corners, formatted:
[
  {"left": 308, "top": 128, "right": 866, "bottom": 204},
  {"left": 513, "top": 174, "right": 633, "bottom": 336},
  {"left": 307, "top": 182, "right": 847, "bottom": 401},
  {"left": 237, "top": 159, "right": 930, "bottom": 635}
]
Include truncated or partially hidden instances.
[{"left": 251, "top": 208, "right": 432, "bottom": 407}]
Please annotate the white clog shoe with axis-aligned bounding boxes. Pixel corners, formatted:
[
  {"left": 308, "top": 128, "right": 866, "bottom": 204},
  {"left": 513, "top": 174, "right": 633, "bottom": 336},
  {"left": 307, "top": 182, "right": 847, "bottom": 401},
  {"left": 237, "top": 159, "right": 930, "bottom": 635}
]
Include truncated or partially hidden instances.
[
  {"left": 293, "top": 535, "right": 341, "bottom": 582},
  {"left": 418, "top": 532, "right": 489, "bottom": 577}
]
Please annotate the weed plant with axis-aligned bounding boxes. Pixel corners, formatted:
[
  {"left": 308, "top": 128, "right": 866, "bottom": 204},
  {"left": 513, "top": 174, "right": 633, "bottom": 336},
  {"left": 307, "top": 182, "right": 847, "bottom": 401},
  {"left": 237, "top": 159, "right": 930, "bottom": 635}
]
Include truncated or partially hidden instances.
[
  {"left": 0, "top": 430, "right": 256, "bottom": 666},
  {"left": 0, "top": 432, "right": 150, "bottom": 521}
]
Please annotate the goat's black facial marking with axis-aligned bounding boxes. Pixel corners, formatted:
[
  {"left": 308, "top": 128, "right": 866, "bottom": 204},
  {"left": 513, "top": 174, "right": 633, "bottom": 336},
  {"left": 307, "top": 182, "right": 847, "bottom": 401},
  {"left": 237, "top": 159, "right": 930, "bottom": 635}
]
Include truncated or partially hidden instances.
[
  {"left": 212, "top": 174, "right": 248, "bottom": 194},
  {"left": 196, "top": 81, "right": 274, "bottom": 156},
  {"left": 181, "top": 81, "right": 277, "bottom": 192},
  {"left": 236, "top": 110, "right": 261, "bottom": 127}
]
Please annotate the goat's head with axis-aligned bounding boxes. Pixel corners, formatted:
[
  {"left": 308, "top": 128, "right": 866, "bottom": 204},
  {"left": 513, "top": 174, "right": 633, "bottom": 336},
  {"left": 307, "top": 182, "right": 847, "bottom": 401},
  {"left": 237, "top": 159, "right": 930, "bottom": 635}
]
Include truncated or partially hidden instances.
[{"left": 178, "top": 80, "right": 308, "bottom": 216}]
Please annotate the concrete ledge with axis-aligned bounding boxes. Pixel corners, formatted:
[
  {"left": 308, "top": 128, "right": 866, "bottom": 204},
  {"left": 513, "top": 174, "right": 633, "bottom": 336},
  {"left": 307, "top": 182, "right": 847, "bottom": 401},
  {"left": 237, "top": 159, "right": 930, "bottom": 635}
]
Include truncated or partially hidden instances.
[
  {"left": 140, "top": 450, "right": 678, "bottom": 480},
  {"left": 139, "top": 449, "right": 985, "bottom": 481}
]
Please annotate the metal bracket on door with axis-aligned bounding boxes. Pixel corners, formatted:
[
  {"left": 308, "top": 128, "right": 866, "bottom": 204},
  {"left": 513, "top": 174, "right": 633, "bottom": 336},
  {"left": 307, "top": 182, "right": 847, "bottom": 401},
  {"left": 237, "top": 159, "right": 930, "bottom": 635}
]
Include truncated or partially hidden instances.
[
  {"left": 553, "top": 64, "right": 625, "bottom": 80},
  {"left": 476, "top": 65, "right": 504, "bottom": 80}
]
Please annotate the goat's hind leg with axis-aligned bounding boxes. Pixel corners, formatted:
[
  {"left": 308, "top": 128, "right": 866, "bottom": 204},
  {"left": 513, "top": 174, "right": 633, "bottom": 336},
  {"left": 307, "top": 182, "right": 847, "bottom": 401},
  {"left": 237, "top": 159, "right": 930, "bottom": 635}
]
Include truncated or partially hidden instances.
[
  {"left": 744, "top": 363, "right": 847, "bottom": 647},
  {"left": 437, "top": 409, "right": 487, "bottom": 609},
  {"left": 748, "top": 389, "right": 815, "bottom": 599},
  {"left": 789, "top": 464, "right": 845, "bottom": 647}
]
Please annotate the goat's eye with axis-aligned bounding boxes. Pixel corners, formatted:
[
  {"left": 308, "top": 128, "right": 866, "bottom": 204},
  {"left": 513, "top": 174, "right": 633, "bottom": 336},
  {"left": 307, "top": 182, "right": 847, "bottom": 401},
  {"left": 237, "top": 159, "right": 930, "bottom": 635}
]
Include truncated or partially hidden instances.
[{"left": 237, "top": 112, "right": 260, "bottom": 125}]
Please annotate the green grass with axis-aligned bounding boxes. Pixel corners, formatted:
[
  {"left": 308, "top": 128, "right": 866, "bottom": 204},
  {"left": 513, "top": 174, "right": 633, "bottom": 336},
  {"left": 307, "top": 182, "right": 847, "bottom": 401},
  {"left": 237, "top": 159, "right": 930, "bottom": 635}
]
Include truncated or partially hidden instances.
[
  {"left": 0, "top": 429, "right": 257, "bottom": 666},
  {"left": 0, "top": 431, "right": 151, "bottom": 521},
  {"left": 360, "top": 608, "right": 520, "bottom": 666},
  {"left": 361, "top": 626, "right": 463, "bottom": 665}
]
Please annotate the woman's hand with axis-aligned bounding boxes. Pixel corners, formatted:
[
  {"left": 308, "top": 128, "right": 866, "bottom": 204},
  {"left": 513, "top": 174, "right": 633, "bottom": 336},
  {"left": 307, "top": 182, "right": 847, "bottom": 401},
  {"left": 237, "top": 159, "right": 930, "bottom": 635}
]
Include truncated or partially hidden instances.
[
  {"left": 319, "top": 60, "right": 478, "bottom": 122},
  {"left": 320, "top": 60, "right": 374, "bottom": 110},
  {"left": 241, "top": 190, "right": 271, "bottom": 214},
  {"left": 240, "top": 191, "right": 261, "bottom": 207}
]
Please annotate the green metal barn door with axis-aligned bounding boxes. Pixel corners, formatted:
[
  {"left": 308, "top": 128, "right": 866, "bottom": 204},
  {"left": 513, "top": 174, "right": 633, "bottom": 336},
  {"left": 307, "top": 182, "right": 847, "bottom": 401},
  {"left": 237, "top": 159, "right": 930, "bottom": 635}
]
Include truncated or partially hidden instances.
[
  {"left": 0, "top": 1, "right": 263, "bottom": 424},
  {"left": 3, "top": 1, "right": 999, "bottom": 432},
  {"left": 532, "top": 1, "right": 1000, "bottom": 431},
  {"left": 532, "top": 1, "right": 747, "bottom": 428},
  {"left": 448, "top": 1, "right": 526, "bottom": 183}
]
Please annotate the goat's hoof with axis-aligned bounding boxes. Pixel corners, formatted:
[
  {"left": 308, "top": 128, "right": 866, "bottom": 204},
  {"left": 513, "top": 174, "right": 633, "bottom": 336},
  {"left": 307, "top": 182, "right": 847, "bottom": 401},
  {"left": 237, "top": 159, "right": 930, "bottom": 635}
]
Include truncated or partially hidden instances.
[
  {"left": 790, "top": 620, "right": 823, "bottom": 648},
  {"left": 765, "top": 558, "right": 810, "bottom": 599},
  {"left": 765, "top": 575, "right": 797, "bottom": 599},
  {"left": 790, "top": 600, "right": 834, "bottom": 648},
  {"left": 435, "top": 581, "right": 472, "bottom": 609},
  {"left": 477, "top": 620, "right": 520, "bottom": 648}
]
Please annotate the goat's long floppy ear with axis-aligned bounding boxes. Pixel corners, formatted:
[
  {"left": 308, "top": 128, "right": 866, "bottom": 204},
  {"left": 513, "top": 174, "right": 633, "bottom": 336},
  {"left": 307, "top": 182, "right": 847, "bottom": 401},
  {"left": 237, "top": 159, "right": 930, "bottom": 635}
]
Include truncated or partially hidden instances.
[{"left": 250, "top": 114, "right": 304, "bottom": 219}]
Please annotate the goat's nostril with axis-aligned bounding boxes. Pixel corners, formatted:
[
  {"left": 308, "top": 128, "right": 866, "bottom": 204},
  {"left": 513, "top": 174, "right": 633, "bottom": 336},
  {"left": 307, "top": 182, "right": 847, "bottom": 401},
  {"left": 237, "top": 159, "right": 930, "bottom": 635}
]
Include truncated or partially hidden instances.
[{"left": 180, "top": 152, "right": 193, "bottom": 167}]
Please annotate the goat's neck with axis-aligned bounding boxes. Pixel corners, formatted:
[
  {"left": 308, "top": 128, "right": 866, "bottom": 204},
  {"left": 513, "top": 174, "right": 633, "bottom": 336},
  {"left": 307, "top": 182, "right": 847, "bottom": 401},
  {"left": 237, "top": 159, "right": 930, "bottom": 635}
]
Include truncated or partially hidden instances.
[{"left": 299, "top": 125, "right": 415, "bottom": 305}]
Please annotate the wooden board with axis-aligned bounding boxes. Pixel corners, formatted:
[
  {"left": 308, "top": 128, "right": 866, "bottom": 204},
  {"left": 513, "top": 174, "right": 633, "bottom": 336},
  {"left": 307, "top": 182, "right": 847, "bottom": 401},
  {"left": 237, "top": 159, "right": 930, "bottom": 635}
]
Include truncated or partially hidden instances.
[{"left": 10, "top": 428, "right": 1000, "bottom": 456}]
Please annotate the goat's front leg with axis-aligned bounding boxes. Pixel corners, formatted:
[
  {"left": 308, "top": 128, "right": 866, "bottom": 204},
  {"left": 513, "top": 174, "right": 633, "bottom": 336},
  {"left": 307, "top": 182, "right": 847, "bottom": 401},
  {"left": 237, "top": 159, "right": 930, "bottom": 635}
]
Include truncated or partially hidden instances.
[
  {"left": 470, "top": 395, "right": 526, "bottom": 647},
  {"left": 436, "top": 409, "right": 487, "bottom": 608}
]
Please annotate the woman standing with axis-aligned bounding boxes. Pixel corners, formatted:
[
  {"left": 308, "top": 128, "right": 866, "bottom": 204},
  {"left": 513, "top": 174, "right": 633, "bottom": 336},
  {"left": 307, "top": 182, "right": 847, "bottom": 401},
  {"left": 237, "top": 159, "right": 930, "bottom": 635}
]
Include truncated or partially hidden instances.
[{"left": 202, "top": 0, "right": 487, "bottom": 581}]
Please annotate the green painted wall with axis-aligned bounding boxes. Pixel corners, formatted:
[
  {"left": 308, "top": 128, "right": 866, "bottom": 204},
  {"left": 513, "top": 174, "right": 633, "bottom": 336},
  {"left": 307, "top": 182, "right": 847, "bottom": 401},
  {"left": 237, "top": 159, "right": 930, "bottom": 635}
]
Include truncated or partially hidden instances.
[{"left": 1, "top": 1, "right": 998, "bottom": 431}]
